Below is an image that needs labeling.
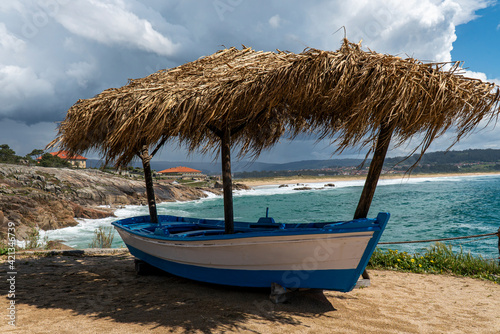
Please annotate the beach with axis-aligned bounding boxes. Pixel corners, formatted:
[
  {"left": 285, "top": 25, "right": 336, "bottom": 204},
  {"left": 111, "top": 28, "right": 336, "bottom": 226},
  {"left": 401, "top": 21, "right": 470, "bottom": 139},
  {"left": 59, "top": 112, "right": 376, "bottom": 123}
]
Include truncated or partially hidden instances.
[
  {"left": 238, "top": 172, "right": 500, "bottom": 187},
  {"left": 2, "top": 252, "right": 499, "bottom": 333}
]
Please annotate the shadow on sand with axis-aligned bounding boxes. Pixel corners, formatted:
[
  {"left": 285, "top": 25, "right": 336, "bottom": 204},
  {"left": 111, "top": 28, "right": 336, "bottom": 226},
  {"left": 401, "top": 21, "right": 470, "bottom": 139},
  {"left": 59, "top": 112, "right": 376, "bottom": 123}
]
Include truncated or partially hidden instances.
[{"left": 14, "top": 253, "right": 340, "bottom": 333}]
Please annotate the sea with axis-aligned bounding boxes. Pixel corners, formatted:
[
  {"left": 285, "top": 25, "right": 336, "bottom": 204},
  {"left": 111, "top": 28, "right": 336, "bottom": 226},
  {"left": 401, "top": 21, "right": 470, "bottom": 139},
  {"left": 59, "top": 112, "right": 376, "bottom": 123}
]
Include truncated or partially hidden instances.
[{"left": 43, "top": 174, "right": 500, "bottom": 260}]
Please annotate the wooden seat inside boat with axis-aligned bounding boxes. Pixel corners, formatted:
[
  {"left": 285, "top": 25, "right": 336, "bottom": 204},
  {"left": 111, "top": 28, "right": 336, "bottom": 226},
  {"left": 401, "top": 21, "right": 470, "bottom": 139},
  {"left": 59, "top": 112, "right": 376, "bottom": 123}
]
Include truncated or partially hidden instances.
[{"left": 172, "top": 229, "right": 226, "bottom": 237}]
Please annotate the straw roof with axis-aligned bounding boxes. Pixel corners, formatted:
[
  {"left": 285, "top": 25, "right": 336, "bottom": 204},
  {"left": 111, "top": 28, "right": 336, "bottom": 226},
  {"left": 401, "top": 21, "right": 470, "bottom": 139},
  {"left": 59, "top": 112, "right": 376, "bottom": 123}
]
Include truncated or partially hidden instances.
[
  {"left": 51, "top": 39, "right": 500, "bottom": 166},
  {"left": 280, "top": 42, "right": 500, "bottom": 158}
]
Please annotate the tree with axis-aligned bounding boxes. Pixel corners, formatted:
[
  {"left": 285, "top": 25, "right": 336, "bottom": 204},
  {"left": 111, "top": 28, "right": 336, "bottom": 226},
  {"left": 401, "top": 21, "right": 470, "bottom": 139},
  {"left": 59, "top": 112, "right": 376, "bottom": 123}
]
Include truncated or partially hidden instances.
[
  {"left": 38, "top": 153, "right": 71, "bottom": 167},
  {"left": 27, "top": 149, "right": 44, "bottom": 160},
  {"left": 0, "top": 144, "right": 20, "bottom": 164}
]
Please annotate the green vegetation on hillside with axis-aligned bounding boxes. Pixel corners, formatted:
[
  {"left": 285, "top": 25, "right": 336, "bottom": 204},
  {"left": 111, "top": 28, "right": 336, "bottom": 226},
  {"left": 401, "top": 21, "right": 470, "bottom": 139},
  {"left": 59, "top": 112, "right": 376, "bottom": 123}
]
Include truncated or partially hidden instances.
[
  {"left": 386, "top": 148, "right": 500, "bottom": 165},
  {"left": 387, "top": 148, "right": 500, "bottom": 174},
  {"left": 3, "top": 144, "right": 500, "bottom": 175},
  {"left": 235, "top": 169, "right": 343, "bottom": 179},
  {"left": 235, "top": 148, "right": 500, "bottom": 178},
  {"left": 0, "top": 144, "right": 69, "bottom": 168},
  {"left": 0, "top": 144, "right": 23, "bottom": 164},
  {"left": 37, "top": 153, "right": 71, "bottom": 168}
]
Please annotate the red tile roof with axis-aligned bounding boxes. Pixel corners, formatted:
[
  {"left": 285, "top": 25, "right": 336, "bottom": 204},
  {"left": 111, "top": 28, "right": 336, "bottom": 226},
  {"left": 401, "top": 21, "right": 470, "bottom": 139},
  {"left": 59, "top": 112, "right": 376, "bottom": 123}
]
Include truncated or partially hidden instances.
[
  {"left": 158, "top": 166, "right": 202, "bottom": 174},
  {"left": 42, "top": 151, "right": 87, "bottom": 160}
]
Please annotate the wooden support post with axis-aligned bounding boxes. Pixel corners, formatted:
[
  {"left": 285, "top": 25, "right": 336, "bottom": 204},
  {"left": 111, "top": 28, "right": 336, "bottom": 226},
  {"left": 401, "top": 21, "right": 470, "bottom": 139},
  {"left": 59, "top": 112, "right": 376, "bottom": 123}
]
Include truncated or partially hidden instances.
[
  {"left": 354, "top": 121, "right": 394, "bottom": 280},
  {"left": 140, "top": 146, "right": 159, "bottom": 224},
  {"left": 497, "top": 227, "right": 500, "bottom": 266},
  {"left": 354, "top": 122, "right": 394, "bottom": 220},
  {"left": 221, "top": 128, "right": 235, "bottom": 234}
]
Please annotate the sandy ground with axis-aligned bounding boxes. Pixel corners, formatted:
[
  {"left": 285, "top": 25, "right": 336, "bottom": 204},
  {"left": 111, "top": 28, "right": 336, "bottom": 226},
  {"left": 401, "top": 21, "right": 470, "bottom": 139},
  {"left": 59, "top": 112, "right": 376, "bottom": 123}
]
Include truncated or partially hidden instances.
[
  {"left": 239, "top": 172, "right": 500, "bottom": 187},
  {"left": 2, "top": 252, "right": 499, "bottom": 333}
]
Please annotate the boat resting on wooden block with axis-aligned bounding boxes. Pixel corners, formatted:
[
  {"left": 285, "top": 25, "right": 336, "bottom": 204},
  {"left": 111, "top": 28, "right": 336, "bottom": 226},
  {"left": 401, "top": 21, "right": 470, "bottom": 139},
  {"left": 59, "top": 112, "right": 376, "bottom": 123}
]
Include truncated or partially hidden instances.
[{"left": 112, "top": 212, "right": 389, "bottom": 292}]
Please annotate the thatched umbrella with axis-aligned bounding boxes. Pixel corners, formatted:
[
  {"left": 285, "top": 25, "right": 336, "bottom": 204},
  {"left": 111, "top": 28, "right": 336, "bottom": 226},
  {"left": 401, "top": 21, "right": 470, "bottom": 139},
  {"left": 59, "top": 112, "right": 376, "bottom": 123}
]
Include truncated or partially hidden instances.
[{"left": 51, "top": 39, "right": 500, "bottom": 235}]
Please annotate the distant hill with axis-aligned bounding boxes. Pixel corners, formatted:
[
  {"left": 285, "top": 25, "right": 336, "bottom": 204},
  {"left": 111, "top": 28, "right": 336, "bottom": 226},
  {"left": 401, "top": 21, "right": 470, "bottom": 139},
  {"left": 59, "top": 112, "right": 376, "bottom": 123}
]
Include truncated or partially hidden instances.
[
  {"left": 385, "top": 148, "right": 500, "bottom": 166},
  {"left": 87, "top": 158, "right": 366, "bottom": 174},
  {"left": 87, "top": 148, "right": 500, "bottom": 175}
]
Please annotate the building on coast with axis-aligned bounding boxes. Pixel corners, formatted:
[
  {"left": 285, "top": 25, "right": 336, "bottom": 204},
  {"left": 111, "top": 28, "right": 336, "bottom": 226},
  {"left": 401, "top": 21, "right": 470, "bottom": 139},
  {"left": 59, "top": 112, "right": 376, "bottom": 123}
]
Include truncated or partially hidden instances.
[
  {"left": 38, "top": 150, "right": 87, "bottom": 168},
  {"left": 158, "top": 166, "right": 204, "bottom": 179}
]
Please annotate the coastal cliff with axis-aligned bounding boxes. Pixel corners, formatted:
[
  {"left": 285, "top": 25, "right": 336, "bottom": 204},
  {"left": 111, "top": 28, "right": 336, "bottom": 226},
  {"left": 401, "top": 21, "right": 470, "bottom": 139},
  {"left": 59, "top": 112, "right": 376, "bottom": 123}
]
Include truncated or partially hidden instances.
[{"left": 0, "top": 164, "right": 220, "bottom": 240}]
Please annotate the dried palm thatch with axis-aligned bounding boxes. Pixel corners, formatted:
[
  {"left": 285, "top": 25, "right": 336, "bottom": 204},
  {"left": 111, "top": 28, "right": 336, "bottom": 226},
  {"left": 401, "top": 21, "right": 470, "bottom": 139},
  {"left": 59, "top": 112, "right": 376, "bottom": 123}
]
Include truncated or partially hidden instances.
[
  {"left": 51, "top": 39, "right": 499, "bottom": 169},
  {"left": 268, "top": 41, "right": 500, "bottom": 161}
]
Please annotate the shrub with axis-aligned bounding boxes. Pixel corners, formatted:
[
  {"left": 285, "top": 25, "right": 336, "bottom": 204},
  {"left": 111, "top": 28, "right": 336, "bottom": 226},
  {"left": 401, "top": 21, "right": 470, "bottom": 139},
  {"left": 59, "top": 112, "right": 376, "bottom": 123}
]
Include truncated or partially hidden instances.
[
  {"left": 88, "top": 226, "right": 114, "bottom": 248},
  {"left": 368, "top": 242, "right": 500, "bottom": 283},
  {"left": 25, "top": 226, "right": 42, "bottom": 249}
]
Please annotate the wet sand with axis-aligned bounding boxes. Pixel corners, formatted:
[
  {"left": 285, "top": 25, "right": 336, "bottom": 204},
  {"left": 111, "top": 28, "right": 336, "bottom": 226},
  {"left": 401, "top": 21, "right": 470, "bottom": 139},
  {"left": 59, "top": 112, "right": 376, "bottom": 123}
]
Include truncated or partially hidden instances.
[{"left": 2, "top": 252, "right": 499, "bottom": 333}]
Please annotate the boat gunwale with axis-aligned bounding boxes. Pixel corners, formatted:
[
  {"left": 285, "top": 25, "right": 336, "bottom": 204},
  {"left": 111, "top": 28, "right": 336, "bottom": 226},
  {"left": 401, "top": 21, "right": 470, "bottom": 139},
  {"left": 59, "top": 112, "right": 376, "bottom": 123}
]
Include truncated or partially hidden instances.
[{"left": 111, "top": 214, "right": 386, "bottom": 242}]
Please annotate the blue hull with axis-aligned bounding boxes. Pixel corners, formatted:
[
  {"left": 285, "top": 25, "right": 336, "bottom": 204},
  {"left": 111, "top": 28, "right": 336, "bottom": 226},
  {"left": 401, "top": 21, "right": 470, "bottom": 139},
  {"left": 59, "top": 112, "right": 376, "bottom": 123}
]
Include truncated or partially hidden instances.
[
  {"left": 128, "top": 244, "right": 360, "bottom": 291},
  {"left": 112, "top": 212, "right": 389, "bottom": 291}
]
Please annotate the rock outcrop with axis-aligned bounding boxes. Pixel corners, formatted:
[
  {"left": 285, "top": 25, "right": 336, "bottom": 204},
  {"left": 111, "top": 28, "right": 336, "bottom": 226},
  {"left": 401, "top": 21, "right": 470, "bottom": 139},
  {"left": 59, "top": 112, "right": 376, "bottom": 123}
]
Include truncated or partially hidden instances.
[
  {"left": 0, "top": 164, "right": 218, "bottom": 240},
  {"left": 211, "top": 181, "right": 250, "bottom": 190}
]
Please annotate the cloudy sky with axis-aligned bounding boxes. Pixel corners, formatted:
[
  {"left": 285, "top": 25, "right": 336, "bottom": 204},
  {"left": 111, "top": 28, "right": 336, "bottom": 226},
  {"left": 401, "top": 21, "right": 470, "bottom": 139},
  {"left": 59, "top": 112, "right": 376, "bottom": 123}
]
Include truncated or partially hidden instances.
[{"left": 1, "top": 0, "right": 499, "bottom": 164}]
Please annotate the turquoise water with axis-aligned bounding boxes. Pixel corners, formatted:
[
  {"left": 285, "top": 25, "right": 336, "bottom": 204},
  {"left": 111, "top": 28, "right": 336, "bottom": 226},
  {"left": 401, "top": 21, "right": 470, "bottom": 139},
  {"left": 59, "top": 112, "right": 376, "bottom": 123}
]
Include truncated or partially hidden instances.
[{"left": 44, "top": 175, "right": 500, "bottom": 260}]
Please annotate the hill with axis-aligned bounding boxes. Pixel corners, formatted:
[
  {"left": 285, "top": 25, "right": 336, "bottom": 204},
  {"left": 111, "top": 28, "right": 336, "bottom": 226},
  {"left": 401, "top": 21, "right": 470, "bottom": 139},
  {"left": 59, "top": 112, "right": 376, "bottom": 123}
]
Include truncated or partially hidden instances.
[
  {"left": 385, "top": 148, "right": 500, "bottom": 165},
  {"left": 385, "top": 148, "right": 500, "bottom": 174},
  {"left": 88, "top": 158, "right": 366, "bottom": 174},
  {"left": 87, "top": 148, "right": 500, "bottom": 176}
]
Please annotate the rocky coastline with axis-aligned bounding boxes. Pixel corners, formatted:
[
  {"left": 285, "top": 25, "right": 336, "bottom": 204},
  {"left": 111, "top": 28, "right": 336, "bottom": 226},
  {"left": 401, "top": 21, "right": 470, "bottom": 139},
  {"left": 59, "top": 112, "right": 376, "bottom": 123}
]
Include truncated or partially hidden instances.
[{"left": 0, "top": 164, "right": 226, "bottom": 241}]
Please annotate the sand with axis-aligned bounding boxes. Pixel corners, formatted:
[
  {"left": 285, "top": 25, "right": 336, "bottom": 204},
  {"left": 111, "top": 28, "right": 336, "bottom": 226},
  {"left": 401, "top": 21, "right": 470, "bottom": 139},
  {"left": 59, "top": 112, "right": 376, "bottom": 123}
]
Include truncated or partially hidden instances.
[
  {"left": 239, "top": 172, "right": 500, "bottom": 187},
  {"left": 2, "top": 252, "right": 499, "bottom": 333}
]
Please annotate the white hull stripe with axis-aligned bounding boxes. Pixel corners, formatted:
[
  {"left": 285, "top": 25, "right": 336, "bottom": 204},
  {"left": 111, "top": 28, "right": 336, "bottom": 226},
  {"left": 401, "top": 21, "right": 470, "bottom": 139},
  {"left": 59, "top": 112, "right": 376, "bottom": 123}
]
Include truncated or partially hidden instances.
[{"left": 117, "top": 229, "right": 374, "bottom": 271}]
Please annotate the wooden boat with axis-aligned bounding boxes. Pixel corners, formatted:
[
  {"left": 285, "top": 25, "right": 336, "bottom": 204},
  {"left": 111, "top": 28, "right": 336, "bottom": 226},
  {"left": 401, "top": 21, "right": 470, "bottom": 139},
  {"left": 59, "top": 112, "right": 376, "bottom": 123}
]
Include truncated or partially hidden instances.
[{"left": 112, "top": 212, "right": 389, "bottom": 292}]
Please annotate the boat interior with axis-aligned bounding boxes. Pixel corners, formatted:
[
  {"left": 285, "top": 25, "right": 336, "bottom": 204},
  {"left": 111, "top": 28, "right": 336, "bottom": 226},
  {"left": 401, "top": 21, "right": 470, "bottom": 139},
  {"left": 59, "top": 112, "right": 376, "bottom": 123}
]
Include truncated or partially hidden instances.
[{"left": 113, "top": 214, "right": 382, "bottom": 238}]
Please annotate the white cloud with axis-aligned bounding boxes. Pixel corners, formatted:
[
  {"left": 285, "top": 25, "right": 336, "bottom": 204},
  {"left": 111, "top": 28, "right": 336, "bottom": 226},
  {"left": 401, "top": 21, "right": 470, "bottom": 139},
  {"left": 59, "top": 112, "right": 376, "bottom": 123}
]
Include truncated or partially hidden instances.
[
  {"left": 461, "top": 70, "right": 500, "bottom": 86},
  {"left": 463, "top": 69, "right": 488, "bottom": 81},
  {"left": 54, "top": 0, "right": 179, "bottom": 56},
  {"left": 66, "top": 61, "right": 97, "bottom": 88},
  {"left": 0, "top": 65, "right": 55, "bottom": 115},
  {"left": 303, "top": 0, "right": 492, "bottom": 64},
  {"left": 0, "top": 2, "right": 25, "bottom": 13},
  {"left": 452, "top": 0, "right": 492, "bottom": 25},
  {"left": 269, "top": 15, "right": 281, "bottom": 28},
  {"left": 0, "top": 23, "right": 26, "bottom": 54}
]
